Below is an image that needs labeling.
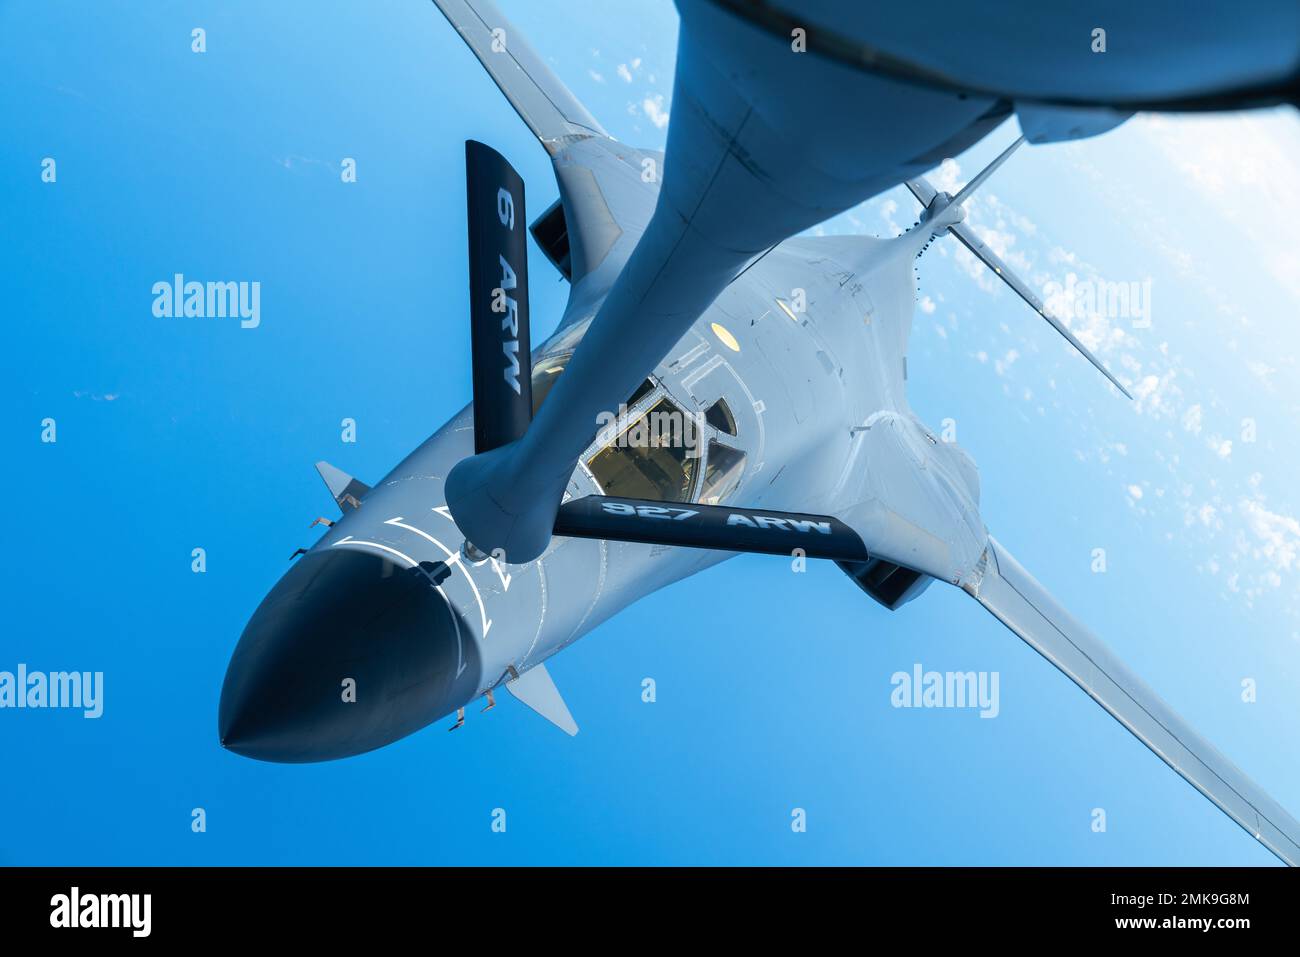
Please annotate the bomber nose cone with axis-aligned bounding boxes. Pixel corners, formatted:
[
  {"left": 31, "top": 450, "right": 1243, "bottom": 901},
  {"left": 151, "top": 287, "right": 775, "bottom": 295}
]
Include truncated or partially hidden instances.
[{"left": 219, "top": 547, "right": 479, "bottom": 762}]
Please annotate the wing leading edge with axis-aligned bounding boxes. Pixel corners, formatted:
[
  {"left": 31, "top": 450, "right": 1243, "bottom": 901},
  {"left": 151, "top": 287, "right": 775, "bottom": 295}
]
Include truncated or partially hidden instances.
[
  {"left": 969, "top": 537, "right": 1300, "bottom": 865},
  {"left": 907, "top": 145, "right": 1133, "bottom": 400},
  {"left": 431, "top": 0, "right": 608, "bottom": 150}
]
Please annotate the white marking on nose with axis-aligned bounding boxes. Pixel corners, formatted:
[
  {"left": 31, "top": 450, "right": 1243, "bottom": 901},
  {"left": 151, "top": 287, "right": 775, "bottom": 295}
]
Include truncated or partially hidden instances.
[{"left": 385, "top": 518, "right": 493, "bottom": 639}]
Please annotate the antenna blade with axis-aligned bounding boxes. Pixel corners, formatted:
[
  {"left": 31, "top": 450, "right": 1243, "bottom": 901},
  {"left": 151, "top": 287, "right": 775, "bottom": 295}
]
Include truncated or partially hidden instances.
[
  {"left": 506, "top": 662, "right": 578, "bottom": 736},
  {"left": 315, "top": 461, "right": 371, "bottom": 510},
  {"left": 950, "top": 135, "right": 1026, "bottom": 207},
  {"left": 948, "top": 222, "right": 1133, "bottom": 399}
]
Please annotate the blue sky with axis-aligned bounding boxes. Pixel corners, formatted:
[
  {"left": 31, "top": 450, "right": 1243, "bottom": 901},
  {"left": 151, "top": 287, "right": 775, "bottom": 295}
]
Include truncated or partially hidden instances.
[{"left": 3, "top": 1, "right": 1298, "bottom": 865}]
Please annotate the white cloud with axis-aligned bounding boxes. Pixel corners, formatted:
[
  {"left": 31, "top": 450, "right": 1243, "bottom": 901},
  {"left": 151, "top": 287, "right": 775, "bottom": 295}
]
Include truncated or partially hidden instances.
[
  {"left": 1239, "top": 497, "right": 1300, "bottom": 573},
  {"left": 1206, "top": 435, "right": 1233, "bottom": 459},
  {"left": 1247, "top": 360, "right": 1276, "bottom": 385},
  {"left": 643, "top": 94, "right": 669, "bottom": 129},
  {"left": 1128, "top": 369, "right": 1182, "bottom": 420},
  {"left": 931, "top": 158, "right": 962, "bottom": 194},
  {"left": 1138, "top": 113, "right": 1300, "bottom": 301},
  {"left": 878, "top": 197, "right": 904, "bottom": 236}
]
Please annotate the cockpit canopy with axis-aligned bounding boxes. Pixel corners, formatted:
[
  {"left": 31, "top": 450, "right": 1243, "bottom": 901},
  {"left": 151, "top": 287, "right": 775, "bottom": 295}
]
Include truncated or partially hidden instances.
[{"left": 531, "top": 354, "right": 748, "bottom": 506}]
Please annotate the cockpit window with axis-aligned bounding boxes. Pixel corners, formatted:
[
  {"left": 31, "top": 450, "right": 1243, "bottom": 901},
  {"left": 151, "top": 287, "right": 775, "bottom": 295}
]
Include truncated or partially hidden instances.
[
  {"left": 704, "top": 397, "right": 737, "bottom": 436},
  {"left": 531, "top": 352, "right": 656, "bottom": 416},
  {"left": 699, "top": 440, "right": 746, "bottom": 505},
  {"left": 586, "top": 397, "right": 699, "bottom": 502}
]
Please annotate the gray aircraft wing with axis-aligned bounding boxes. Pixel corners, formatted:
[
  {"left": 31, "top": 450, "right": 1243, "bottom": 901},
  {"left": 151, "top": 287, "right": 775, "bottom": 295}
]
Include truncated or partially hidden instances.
[
  {"left": 969, "top": 537, "right": 1300, "bottom": 866},
  {"left": 904, "top": 179, "right": 937, "bottom": 207},
  {"left": 430, "top": 0, "right": 608, "bottom": 150},
  {"left": 947, "top": 221, "right": 1132, "bottom": 399},
  {"left": 907, "top": 146, "right": 1134, "bottom": 400}
]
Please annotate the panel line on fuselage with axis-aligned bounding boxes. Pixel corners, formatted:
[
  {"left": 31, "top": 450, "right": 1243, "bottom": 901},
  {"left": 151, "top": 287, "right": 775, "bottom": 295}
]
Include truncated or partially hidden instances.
[
  {"left": 518, "top": 557, "right": 548, "bottom": 671},
  {"left": 560, "top": 537, "right": 607, "bottom": 652},
  {"left": 669, "top": 337, "right": 711, "bottom": 371},
  {"left": 679, "top": 353, "right": 725, "bottom": 393}
]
